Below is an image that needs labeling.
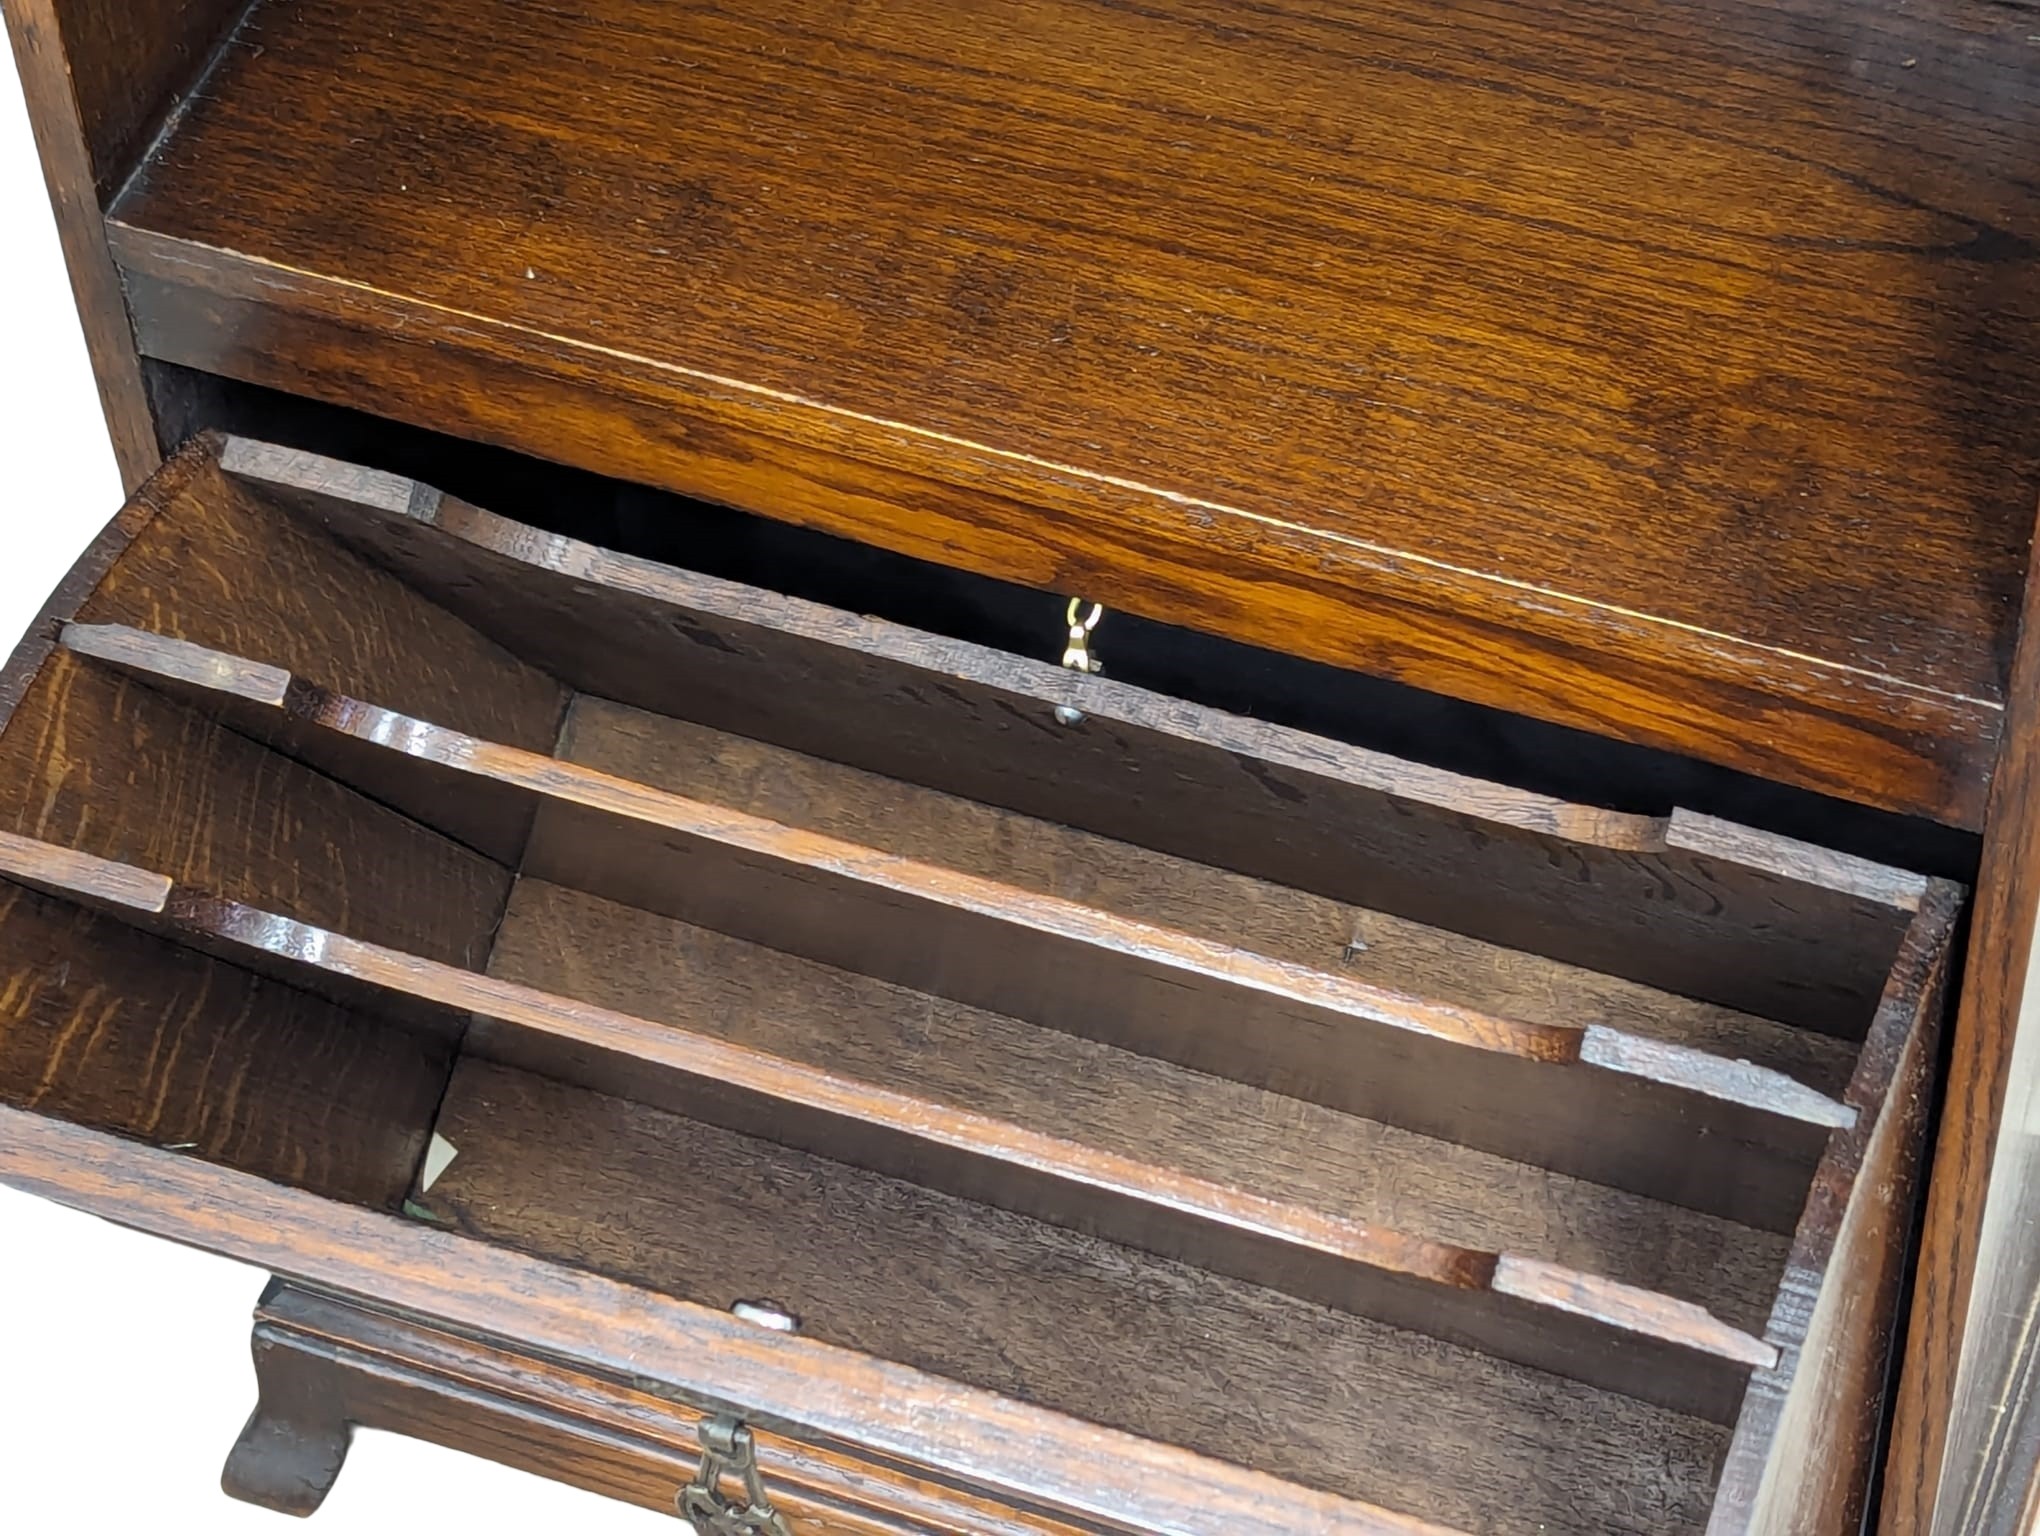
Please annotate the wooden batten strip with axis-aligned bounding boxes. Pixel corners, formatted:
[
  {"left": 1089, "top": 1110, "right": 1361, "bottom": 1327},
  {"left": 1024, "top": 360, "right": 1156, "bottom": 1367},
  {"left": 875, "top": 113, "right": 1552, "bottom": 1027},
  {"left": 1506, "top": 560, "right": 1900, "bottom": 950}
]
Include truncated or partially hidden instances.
[
  {"left": 1707, "top": 883, "right": 1962, "bottom": 1535},
  {"left": 0, "top": 1104, "right": 1469, "bottom": 1536},
  {"left": 220, "top": 435, "right": 1924, "bottom": 1037},
  {"left": 63, "top": 622, "right": 1853, "bottom": 1230},
  {"left": 0, "top": 828, "right": 1774, "bottom": 1420}
]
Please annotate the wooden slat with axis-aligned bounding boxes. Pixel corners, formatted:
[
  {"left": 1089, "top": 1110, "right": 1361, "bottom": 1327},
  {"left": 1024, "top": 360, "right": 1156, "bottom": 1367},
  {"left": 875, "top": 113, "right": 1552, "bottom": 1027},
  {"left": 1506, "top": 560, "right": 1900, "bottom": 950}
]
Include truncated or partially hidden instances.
[
  {"left": 0, "top": 828, "right": 1777, "bottom": 1421},
  {"left": 560, "top": 698, "right": 1859, "bottom": 1095},
  {"left": 492, "top": 878, "right": 1793, "bottom": 1333},
  {"left": 0, "top": 1103, "right": 1468, "bottom": 1536},
  {"left": 224, "top": 435, "right": 1925, "bottom": 1036},
  {"left": 75, "top": 437, "right": 567, "bottom": 753},
  {"left": 63, "top": 620, "right": 1856, "bottom": 1229},
  {"left": 1709, "top": 883, "right": 1960, "bottom": 1535},
  {"left": 422, "top": 1057, "right": 1736, "bottom": 1536}
]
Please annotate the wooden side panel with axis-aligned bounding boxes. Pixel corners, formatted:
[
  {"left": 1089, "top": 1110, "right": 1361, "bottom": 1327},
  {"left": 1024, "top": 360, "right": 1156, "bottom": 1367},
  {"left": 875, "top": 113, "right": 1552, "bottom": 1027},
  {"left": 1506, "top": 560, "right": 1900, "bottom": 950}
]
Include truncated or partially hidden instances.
[
  {"left": 0, "top": 646, "right": 508, "bottom": 964},
  {"left": 2, "top": 0, "right": 160, "bottom": 482},
  {"left": 43, "top": 0, "right": 245, "bottom": 193},
  {"left": 78, "top": 442, "right": 566, "bottom": 750},
  {"left": 1884, "top": 520, "right": 2040, "bottom": 1536},
  {"left": 1710, "top": 884, "right": 1960, "bottom": 1535}
]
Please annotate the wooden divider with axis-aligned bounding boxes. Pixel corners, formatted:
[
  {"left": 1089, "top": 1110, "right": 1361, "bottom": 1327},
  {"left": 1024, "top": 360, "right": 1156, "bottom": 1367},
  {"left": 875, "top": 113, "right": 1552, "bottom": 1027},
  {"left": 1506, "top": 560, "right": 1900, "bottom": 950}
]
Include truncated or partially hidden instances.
[
  {"left": 0, "top": 828, "right": 1778, "bottom": 1421},
  {"left": 0, "top": 1104, "right": 1471, "bottom": 1536},
  {"left": 61, "top": 622, "right": 1848, "bottom": 1231},
  {"left": 224, "top": 436, "right": 1924, "bottom": 1037}
]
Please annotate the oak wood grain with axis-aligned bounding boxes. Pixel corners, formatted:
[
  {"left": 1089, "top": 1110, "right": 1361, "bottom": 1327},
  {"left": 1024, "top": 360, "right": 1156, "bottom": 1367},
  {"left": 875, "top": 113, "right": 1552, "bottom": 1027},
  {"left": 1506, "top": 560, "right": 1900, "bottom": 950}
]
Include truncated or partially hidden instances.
[
  {"left": 0, "top": 881, "right": 445, "bottom": 1209},
  {"left": 561, "top": 698, "right": 1860, "bottom": 1093},
  {"left": 0, "top": 827, "right": 1778, "bottom": 1419},
  {"left": 235, "top": 1284, "right": 1094, "bottom": 1535},
  {"left": 2, "top": 0, "right": 160, "bottom": 483},
  {"left": 1711, "top": 885, "right": 1959, "bottom": 1535},
  {"left": 0, "top": 1102, "right": 1475, "bottom": 1536},
  {"left": 58, "top": 622, "right": 1857, "bottom": 1228},
  {"left": 493, "top": 877, "right": 1792, "bottom": 1333},
  {"left": 105, "top": 0, "right": 2040, "bottom": 819},
  {"left": 228, "top": 434, "right": 1928, "bottom": 1037},
  {"left": 1884, "top": 504, "right": 2040, "bottom": 1536},
  {"left": 420, "top": 1057, "right": 1733, "bottom": 1536}
]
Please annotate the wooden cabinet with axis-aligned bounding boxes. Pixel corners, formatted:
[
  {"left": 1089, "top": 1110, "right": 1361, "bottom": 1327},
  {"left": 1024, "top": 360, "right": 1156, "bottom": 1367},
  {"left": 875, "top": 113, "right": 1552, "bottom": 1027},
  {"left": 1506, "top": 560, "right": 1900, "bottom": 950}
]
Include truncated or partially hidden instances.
[{"left": 2, "top": 1, "right": 2037, "bottom": 1531}]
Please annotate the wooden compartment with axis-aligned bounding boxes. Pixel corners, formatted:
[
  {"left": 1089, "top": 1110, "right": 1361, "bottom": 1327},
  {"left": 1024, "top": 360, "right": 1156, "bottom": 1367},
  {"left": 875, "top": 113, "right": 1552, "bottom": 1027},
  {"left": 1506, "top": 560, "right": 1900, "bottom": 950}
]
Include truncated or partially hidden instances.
[{"left": 0, "top": 435, "right": 1959, "bottom": 1535}]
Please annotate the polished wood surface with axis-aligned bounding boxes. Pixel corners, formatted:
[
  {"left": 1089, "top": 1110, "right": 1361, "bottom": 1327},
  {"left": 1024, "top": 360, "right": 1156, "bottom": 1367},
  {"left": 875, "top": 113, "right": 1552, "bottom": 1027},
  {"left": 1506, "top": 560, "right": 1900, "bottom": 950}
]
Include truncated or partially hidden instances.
[
  {"left": 229, "top": 1284, "right": 1094, "bottom": 1534},
  {"left": 229, "top": 436, "right": 1928, "bottom": 1037},
  {"left": 105, "top": 0, "right": 2040, "bottom": 820},
  {"left": 0, "top": 1104, "right": 1468, "bottom": 1536},
  {"left": 1885, "top": 503, "right": 2040, "bottom": 1535},
  {"left": 60, "top": 622, "right": 1857, "bottom": 1230},
  {"left": 1, "top": 0, "right": 163, "bottom": 483}
]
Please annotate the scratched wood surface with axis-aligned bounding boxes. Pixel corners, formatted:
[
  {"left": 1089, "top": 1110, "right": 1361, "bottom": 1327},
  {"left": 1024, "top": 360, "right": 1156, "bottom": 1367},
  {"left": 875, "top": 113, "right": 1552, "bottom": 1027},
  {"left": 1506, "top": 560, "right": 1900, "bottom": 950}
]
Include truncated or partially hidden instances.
[
  {"left": 105, "top": 0, "right": 2040, "bottom": 819},
  {"left": 418, "top": 1056, "right": 1734, "bottom": 1536}
]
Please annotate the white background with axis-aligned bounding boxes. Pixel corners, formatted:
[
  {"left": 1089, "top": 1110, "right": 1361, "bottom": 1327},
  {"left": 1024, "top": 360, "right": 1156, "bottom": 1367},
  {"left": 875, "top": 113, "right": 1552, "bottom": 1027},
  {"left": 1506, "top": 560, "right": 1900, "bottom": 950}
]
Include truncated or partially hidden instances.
[{"left": 0, "top": 40, "right": 663, "bottom": 1535}]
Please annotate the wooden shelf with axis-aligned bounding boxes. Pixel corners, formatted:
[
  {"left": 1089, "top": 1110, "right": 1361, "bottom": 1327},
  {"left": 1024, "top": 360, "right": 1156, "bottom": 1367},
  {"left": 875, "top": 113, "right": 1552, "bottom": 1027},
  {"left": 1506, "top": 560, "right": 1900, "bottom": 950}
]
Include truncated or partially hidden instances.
[{"left": 103, "top": 0, "right": 2040, "bottom": 825}]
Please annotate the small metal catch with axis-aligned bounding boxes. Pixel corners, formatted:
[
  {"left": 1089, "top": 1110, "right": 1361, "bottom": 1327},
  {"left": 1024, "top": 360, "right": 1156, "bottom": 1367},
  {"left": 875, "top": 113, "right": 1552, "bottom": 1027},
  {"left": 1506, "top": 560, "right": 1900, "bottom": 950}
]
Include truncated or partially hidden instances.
[
  {"left": 678, "top": 1415, "right": 793, "bottom": 1536},
  {"left": 1061, "top": 598, "right": 1105, "bottom": 675}
]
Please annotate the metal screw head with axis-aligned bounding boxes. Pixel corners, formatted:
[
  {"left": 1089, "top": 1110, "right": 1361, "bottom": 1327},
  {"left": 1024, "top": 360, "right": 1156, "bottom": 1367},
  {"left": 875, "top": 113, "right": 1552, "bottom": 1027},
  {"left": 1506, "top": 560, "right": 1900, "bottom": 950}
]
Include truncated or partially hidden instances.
[{"left": 1054, "top": 704, "right": 1086, "bottom": 726}]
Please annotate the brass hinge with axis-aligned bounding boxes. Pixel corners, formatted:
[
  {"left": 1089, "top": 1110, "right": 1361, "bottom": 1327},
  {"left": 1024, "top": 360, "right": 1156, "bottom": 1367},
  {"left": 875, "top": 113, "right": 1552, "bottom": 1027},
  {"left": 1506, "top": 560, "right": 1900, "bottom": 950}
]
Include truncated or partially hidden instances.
[{"left": 678, "top": 1415, "right": 794, "bottom": 1536}]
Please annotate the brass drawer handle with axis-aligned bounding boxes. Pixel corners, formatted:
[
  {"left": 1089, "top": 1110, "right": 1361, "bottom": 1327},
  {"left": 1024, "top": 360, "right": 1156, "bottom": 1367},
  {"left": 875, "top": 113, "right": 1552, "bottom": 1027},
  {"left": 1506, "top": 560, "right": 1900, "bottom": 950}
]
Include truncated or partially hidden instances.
[{"left": 678, "top": 1414, "right": 793, "bottom": 1536}]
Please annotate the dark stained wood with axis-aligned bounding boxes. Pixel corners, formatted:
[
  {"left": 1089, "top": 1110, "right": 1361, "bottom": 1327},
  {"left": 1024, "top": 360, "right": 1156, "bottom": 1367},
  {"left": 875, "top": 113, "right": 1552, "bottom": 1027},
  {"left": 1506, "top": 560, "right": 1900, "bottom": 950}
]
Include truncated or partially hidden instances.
[
  {"left": 1884, "top": 514, "right": 2040, "bottom": 1536},
  {"left": 2, "top": 0, "right": 160, "bottom": 484},
  {"left": 41, "top": 0, "right": 246, "bottom": 194},
  {"left": 75, "top": 441, "right": 567, "bottom": 751},
  {"left": 106, "top": 0, "right": 2040, "bottom": 821},
  {"left": 0, "top": 646, "right": 508, "bottom": 965},
  {"left": 561, "top": 698, "right": 1859, "bottom": 1093},
  {"left": 0, "top": 1103, "right": 1475, "bottom": 1536},
  {"left": 0, "top": 880, "right": 446, "bottom": 1209},
  {"left": 0, "top": 828, "right": 1777, "bottom": 1419},
  {"left": 235, "top": 1283, "right": 1095, "bottom": 1535},
  {"left": 421, "top": 1058, "right": 1733, "bottom": 1536},
  {"left": 493, "top": 878, "right": 1793, "bottom": 1334},
  {"left": 221, "top": 1298, "right": 355, "bottom": 1517},
  {"left": 227, "top": 435, "right": 1928, "bottom": 1036},
  {"left": 1710, "top": 884, "right": 1959, "bottom": 1536},
  {"left": 57, "top": 623, "right": 1857, "bottom": 1228}
]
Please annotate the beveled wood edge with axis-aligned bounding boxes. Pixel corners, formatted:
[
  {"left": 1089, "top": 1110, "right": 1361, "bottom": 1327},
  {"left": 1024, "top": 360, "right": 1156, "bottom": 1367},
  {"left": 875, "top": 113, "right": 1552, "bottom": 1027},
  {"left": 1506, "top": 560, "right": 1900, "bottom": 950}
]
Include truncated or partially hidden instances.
[
  {"left": 1709, "top": 882, "right": 1963, "bottom": 1534},
  {"left": 3, "top": 0, "right": 160, "bottom": 487},
  {"left": 57, "top": 620, "right": 1861, "bottom": 1144},
  {"left": 214, "top": 431, "right": 1939, "bottom": 909},
  {"left": 107, "top": 235, "right": 1995, "bottom": 824},
  {"left": 0, "top": 1103, "right": 1468, "bottom": 1536},
  {"left": 0, "top": 824, "right": 1780, "bottom": 1419}
]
